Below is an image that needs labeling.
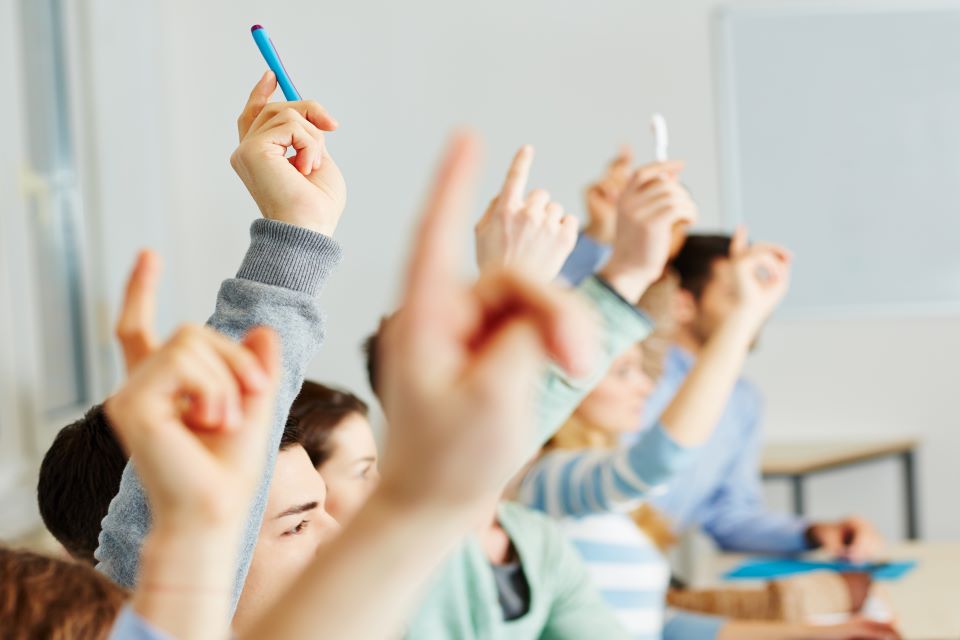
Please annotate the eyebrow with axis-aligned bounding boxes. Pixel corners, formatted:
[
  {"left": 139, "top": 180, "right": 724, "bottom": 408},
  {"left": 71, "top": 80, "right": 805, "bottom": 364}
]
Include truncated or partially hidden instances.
[{"left": 274, "top": 501, "right": 319, "bottom": 519}]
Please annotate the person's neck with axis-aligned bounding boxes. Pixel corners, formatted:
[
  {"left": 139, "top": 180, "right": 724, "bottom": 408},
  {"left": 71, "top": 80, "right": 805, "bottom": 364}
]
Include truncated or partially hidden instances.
[
  {"left": 479, "top": 515, "right": 514, "bottom": 565},
  {"left": 672, "top": 326, "right": 705, "bottom": 357},
  {"left": 580, "top": 424, "right": 616, "bottom": 448}
]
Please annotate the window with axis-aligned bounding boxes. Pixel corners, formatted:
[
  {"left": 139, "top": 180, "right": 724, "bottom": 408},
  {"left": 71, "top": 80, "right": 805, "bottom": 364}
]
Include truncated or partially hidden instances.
[{"left": 18, "top": 0, "right": 92, "bottom": 415}]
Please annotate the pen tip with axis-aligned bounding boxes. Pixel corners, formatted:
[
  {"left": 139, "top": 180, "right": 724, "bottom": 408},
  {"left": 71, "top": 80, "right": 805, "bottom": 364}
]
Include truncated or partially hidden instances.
[{"left": 251, "top": 24, "right": 263, "bottom": 32}]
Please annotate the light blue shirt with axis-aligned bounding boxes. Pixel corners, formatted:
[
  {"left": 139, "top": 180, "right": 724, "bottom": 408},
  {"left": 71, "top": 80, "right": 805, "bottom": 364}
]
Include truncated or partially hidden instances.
[
  {"left": 109, "top": 607, "right": 171, "bottom": 640},
  {"left": 560, "top": 234, "right": 810, "bottom": 554},
  {"left": 644, "top": 346, "right": 809, "bottom": 554}
]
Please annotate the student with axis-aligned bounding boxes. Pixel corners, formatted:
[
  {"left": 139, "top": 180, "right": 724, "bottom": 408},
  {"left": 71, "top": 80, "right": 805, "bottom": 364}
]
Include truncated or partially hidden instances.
[
  {"left": 287, "top": 381, "right": 379, "bottom": 521},
  {"left": 558, "top": 150, "right": 884, "bottom": 562},
  {"left": 105, "top": 130, "right": 604, "bottom": 640},
  {"left": 0, "top": 546, "right": 127, "bottom": 639},
  {"left": 96, "top": 71, "right": 346, "bottom": 605},
  {"left": 562, "top": 150, "right": 882, "bottom": 561},
  {"left": 520, "top": 298, "right": 899, "bottom": 639}
]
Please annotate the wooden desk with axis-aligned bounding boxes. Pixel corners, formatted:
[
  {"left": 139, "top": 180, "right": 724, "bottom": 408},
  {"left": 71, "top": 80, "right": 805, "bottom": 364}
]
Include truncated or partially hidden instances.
[
  {"left": 700, "top": 542, "right": 960, "bottom": 640},
  {"left": 762, "top": 439, "right": 920, "bottom": 539}
]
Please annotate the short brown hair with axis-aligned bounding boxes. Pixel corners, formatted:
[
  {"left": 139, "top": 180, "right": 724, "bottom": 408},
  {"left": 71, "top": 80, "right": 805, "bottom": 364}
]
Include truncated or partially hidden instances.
[
  {"left": 290, "top": 381, "right": 370, "bottom": 468},
  {"left": 38, "top": 404, "right": 127, "bottom": 565},
  {"left": 0, "top": 546, "right": 127, "bottom": 639},
  {"left": 670, "top": 234, "right": 732, "bottom": 299}
]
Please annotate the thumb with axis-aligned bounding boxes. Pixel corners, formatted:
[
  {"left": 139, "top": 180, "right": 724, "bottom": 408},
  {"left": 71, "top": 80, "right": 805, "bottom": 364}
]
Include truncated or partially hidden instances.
[{"left": 237, "top": 70, "right": 279, "bottom": 140}]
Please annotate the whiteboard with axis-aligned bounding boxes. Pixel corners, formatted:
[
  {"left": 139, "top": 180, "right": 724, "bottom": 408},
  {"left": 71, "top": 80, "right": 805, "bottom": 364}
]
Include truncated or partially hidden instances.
[{"left": 714, "top": 1, "right": 960, "bottom": 316}]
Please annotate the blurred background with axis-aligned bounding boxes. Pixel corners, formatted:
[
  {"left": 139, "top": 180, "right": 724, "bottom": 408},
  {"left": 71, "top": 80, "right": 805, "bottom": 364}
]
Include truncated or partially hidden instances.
[{"left": 2, "top": 0, "right": 958, "bottom": 556}]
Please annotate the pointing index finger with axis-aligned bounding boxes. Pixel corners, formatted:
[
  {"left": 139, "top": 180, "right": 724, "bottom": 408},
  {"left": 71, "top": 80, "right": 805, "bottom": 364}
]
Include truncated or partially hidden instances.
[{"left": 500, "top": 145, "right": 534, "bottom": 209}]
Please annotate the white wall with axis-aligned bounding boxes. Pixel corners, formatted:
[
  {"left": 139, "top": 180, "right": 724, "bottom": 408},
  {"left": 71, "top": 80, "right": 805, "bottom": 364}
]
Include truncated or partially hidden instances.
[{"left": 81, "top": 0, "right": 957, "bottom": 540}]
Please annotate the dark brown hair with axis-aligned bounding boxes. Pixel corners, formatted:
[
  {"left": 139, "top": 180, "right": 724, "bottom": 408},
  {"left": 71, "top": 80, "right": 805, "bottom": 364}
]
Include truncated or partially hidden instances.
[
  {"left": 0, "top": 546, "right": 127, "bottom": 639},
  {"left": 37, "top": 404, "right": 127, "bottom": 565},
  {"left": 290, "top": 381, "right": 369, "bottom": 468},
  {"left": 670, "top": 234, "right": 732, "bottom": 300}
]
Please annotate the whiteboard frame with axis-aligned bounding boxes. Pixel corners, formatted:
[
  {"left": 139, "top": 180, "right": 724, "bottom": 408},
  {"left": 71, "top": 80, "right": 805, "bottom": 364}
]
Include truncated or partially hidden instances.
[{"left": 712, "top": 0, "right": 960, "bottom": 319}]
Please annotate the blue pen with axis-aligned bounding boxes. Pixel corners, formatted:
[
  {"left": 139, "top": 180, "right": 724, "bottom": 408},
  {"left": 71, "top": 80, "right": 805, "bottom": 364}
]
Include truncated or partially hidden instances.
[{"left": 251, "top": 24, "right": 301, "bottom": 101}]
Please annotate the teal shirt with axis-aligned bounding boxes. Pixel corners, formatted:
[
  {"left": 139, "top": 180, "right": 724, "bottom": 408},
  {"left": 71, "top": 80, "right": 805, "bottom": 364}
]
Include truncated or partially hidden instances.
[
  {"left": 406, "top": 277, "right": 651, "bottom": 639},
  {"left": 405, "top": 502, "right": 630, "bottom": 639}
]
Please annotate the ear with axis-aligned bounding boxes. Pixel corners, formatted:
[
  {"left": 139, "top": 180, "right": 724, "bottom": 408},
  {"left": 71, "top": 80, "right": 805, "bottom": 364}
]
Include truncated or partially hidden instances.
[{"left": 671, "top": 288, "right": 697, "bottom": 325}]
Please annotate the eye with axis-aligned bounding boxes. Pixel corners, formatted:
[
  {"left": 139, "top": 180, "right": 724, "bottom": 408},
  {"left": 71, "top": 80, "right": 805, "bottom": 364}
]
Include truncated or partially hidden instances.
[{"left": 282, "top": 520, "right": 310, "bottom": 537}]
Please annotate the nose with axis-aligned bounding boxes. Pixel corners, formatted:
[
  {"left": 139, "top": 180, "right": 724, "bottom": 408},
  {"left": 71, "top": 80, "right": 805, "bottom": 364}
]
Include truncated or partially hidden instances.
[
  {"left": 636, "top": 371, "right": 655, "bottom": 396},
  {"left": 315, "top": 511, "right": 342, "bottom": 551}
]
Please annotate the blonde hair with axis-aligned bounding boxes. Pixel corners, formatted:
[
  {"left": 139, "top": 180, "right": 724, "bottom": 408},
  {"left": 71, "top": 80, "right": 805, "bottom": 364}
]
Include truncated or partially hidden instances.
[{"left": 546, "top": 272, "right": 682, "bottom": 551}]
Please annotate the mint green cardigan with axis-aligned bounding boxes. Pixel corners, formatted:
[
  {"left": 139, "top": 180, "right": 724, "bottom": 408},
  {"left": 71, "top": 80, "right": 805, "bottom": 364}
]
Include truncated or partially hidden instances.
[{"left": 406, "top": 277, "right": 651, "bottom": 638}]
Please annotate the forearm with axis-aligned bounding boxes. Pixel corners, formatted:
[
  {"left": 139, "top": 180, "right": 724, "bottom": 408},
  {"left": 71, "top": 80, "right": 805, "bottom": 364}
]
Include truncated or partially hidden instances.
[
  {"left": 658, "top": 310, "right": 756, "bottom": 446},
  {"left": 242, "top": 491, "right": 478, "bottom": 640},
  {"left": 133, "top": 523, "right": 241, "bottom": 640},
  {"left": 706, "top": 509, "right": 809, "bottom": 554},
  {"left": 520, "top": 424, "right": 695, "bottom": 517},
  {"left": 533, "top": 276, "right": 653, "bottom": 450}
]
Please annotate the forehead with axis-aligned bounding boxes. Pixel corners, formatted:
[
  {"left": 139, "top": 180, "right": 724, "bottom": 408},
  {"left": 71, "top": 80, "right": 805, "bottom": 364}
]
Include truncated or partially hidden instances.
[
  {"left": 268, "top": 445, "right": 326, "bottom": 515},
  {"left": 328, "top": 413, "right": 377, "bottom": 458},
  {"left": 705, "top": 257, "right": 734, "bottom": 287}
]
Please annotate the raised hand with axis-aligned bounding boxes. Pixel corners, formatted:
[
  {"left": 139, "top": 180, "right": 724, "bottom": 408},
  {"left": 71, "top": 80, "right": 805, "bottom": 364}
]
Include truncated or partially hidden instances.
[
  {"left": 728, "top": 226, "right": 793, "bottom": 327},
  {"left": 230, "top": 71, "right": 346, "bottom": 236},
  {"left": 583, "top": 145, "right": 634, "bottom": 245},
  {"left": 598, "top": 160, "right": 694, "bottom": 302},
  {"left": 474, "top": 145, "right": 578, "bottom": 283},
  {"left": 378, "top": 133, "right": 597, "bottom": 510},
  {"left": 105, "top": 257, "right": 280, "bottom": 530}
]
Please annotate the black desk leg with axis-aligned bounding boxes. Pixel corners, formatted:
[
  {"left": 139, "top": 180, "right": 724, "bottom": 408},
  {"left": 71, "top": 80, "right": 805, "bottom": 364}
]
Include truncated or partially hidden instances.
[
  {"left": 791, "top": 475, "right": 806, "bottom": 517},
  {"left": 902, "top": 450, "right": 919, "bottom": 540}
]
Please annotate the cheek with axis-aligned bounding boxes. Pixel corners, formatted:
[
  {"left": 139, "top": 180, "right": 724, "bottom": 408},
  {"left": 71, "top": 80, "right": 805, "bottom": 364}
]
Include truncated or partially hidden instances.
[
  {"left": 325, "top": 481, "right": 368, "bottom": 524},
  {"left": 236, "top": 538, "right": 313, "bottom": 630},
  {"left": 580, "top": 386, "right": 637, "bottom": 429}
]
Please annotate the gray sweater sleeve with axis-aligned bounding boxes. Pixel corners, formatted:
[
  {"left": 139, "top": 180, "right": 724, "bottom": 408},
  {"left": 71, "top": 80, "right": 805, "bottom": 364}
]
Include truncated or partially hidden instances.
[{"left": 95, "top": 219, "right": 342, "bottom": 611}]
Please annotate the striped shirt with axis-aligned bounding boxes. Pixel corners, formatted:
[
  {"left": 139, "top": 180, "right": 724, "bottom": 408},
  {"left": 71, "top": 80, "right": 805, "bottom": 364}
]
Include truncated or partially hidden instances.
[
  {"left": 559, "top": 513, "right": 670, "bottom": 639},
  {"left": 517, "top": 424, "right": 704, "bottom": 638}
]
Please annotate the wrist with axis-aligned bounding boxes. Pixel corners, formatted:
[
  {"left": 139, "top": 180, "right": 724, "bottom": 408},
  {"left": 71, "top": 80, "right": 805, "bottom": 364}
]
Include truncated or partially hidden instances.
[
  {"left": 370, "top": 479, "right": 492, "bottom": 535},
  {"left": 134, "top": 526, "right": 239, "bottom": 639},
  {"left": 720, "top": 307, "right": 764, "bottom": 343},
  {"left": 583, "top": 221, "right": 615, "bottom": 246},
  {"left": 596, "top": 262, "right": 657, "bottom": 303}
]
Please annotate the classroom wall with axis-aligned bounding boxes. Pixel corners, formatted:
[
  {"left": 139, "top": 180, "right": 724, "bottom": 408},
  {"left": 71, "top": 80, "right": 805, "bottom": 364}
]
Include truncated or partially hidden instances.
[{"left": 81, "top": 0, "right": 958, "bottom": 541}]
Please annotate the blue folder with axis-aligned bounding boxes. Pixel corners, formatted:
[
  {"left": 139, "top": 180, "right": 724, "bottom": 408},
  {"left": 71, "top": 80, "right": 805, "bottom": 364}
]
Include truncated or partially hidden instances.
[{"left": 723, "top": 558, "right": 916, "bottom": 581}]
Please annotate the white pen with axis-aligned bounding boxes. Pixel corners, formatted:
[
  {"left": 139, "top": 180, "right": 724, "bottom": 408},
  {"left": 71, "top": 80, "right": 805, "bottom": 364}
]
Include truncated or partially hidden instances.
[{"left": 651, "top": 112, "right": 669, "bottom": 162}]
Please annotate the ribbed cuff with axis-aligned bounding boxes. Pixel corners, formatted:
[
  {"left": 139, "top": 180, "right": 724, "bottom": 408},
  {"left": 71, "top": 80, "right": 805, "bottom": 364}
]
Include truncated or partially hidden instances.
[
  {"left": 236, "top": 219, "right": 343, "bottom": 297},
  {"left": 580, "top": 275, "right": 654, "bottom": 344}
]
